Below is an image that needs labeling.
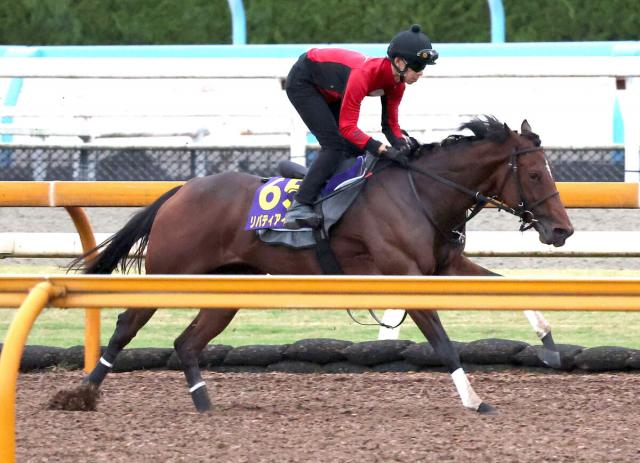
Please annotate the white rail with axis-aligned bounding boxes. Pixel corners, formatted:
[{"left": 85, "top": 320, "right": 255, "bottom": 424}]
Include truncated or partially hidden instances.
[
  {"left": 0, "top": 56, "right": 638, "bottom": 78},
  {"left": 1, "top": 56, "right": 638, "bottom": 170},
  {"left": 2, "top": 231, "right": 639, "bottom": 259}
]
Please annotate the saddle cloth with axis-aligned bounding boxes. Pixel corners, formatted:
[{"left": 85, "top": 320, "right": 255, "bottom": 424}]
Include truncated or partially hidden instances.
[{"left": 246, "top": 155, "right": 376, "bottom": 249}]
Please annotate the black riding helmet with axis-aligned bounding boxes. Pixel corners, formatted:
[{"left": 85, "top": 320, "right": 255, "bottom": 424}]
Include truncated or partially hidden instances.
[{"left": 387, "top": 24, "right": 438, "bottom": 74}]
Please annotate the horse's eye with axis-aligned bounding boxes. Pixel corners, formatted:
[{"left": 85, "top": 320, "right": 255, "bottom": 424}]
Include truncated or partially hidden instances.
[{"left": 528, "top": 172, "right": 541, "bottom": 182}]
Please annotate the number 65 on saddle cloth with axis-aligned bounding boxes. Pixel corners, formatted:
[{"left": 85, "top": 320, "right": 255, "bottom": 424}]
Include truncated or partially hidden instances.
[{"left": 245, "top": 155, "right": 375, "bottom": 235}]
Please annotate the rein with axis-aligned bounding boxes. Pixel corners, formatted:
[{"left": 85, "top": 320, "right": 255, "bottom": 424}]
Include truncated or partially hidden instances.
[
  {"left": 406, "top": 146, "right": 560, "bottom": 242},
  {"left": 346, "top": 307, "right": 408, "bottom": 329}
]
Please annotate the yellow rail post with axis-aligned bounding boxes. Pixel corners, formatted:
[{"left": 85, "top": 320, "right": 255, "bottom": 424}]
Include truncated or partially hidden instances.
[
  {"left": 65, "top": 206, "right": 100, "bottom": 373},
  {"left": 557, "top": 182, "right": 639, "bottom": 208},
  {"left": 0, "top": 281, "right": 61, "bottom": 463},
  {"left": 0, "top": 274, "right": 638, "bottom": 463}
]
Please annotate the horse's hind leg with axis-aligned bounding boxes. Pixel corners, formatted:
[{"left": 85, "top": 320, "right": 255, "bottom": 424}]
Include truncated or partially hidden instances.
[
  {"left": 85, "top": 308, "right": 157, "bottom": 387},
  {"left": 409, "top": 309, "right": 495, "bottom": 414},
  {"left": 49, "top": 308, "right": 157, "bottom": 411},
  {"left": 173, "top": 308, "right": 238, "bottom": 412}
]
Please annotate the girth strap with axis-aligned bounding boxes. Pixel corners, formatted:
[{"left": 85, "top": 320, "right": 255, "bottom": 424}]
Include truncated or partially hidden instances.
[
  {"left": 312, "top": 225, "right": 408, "bottom": 330},
  {"left": 313, "top": 228, "right": 344, "bottom": 275}
]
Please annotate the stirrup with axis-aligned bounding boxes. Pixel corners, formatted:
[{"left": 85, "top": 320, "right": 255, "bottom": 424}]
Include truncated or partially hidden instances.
[
  {"left": 284, "top": 215, "right": 321, "bottom": 230},
  {"left": 283, "top": 201, "right": 321, "bottom": 230}
]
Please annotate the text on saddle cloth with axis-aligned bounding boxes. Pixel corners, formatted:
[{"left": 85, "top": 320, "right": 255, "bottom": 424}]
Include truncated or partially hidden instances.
[{"left": 245, "top": 156, "right": 366, "bottom": 231}]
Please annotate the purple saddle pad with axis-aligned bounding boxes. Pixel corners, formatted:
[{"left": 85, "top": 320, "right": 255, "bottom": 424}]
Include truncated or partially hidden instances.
[{"left": 245, "top": 156, "right": 364, "bottom": 230}]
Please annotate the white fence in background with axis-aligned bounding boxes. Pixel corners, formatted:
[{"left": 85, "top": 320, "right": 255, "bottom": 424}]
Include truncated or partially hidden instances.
[
  {"left": 0, "top": 56, "right": 639, "bottom": 174},
  {"left": 2, "top": 231, "right": 640, "bottom": 259}
]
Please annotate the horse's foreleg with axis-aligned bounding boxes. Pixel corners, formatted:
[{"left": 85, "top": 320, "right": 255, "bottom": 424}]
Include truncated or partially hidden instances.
[
  {"left": 522, "top": 310, "right": 560, "bottom": 366},
  {"left": 86, "top": 308, "right": 157, "bottom": 387},
  {"left": 174, "top": 308, "right": 238, "bottom": 412},
  {"left": 441, "top": 255, "right": 561, "bottom": 368},
  {"left": 409, "top": 309, "right": 494, "bottom": 413}
]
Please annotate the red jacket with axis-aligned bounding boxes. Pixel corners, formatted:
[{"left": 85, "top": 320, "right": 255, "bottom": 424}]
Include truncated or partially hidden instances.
[{"left": 306, "top": 48, "right": 405, "bottom": 152}]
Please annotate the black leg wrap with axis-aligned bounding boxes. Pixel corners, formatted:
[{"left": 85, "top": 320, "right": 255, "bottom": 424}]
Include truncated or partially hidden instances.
[
  {"left": 190, "top": 385, "right": 212, "bottom": 412},
  {"left": 538, "top": 332, "right": 562, "bottom": 369},
  {"left": 541, "top": 331, "right": 556, "bottom": 349},
  {"left": 85, "top": 361, "right": 111, "bottom": 386}
]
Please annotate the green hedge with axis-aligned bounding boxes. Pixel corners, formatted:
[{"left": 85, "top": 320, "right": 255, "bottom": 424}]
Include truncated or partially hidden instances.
[
  {"left": 0, "top": 0, "right": 231, "bottom": 45},
  {"left": 0, "top": 0, "right": 638, "bottom": 45}
]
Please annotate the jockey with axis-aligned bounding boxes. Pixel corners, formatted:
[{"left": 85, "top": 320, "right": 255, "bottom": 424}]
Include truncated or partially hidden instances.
[{"left": 283, "top": 24, "right": 438, "bottom": 230}]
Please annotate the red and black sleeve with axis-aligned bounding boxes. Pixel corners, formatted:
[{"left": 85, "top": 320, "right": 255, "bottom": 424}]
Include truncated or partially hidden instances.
[
  {"left": 338, "top": 69, "right": 383, "bottom": 153},
  {"left": 380, "top": 84, "right": 405, "bottom": 147}
]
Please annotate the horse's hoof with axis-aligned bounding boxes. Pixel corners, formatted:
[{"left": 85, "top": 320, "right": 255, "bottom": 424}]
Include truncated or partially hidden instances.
[
  {"left": 477, "top": 402, "right": 498, "bottom": 415},
  {"left": 191, "top": 386, "right": 213, "bottom": 413},
  {"left": 195, "top": 403, "right": 212, "bottom": 413},
  {"left": 538, "top": 348, "right": 562, "bottom": 369}
]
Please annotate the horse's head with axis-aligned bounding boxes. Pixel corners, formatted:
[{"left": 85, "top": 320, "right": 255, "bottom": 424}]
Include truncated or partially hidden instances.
[{"left": 498, "top": 120, "right": 574, "bottom": 246}]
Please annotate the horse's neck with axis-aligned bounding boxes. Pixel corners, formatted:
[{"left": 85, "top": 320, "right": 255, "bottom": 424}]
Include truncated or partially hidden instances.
[
  {"left": 430, "top": 141, "right": 512, "bottom": 198},
  {"left": 412, "top": 141, "right": 513, "bottom": 224}
]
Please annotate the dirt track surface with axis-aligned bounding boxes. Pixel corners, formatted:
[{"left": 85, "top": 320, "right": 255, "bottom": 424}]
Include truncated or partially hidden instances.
[{"left": 16, "top": 370, "right": 640, "bottom": 462}]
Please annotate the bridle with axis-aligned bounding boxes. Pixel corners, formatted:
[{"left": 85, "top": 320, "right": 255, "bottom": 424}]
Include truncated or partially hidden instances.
[
  {"left": 327, "top": 145, "right": 560, "bottom": 331},
  {"left": 405, "top": 145, "right": 560, "bottom": 243},
  {"left": 499, "top": 145, "right": 560, "bottom": 231}
]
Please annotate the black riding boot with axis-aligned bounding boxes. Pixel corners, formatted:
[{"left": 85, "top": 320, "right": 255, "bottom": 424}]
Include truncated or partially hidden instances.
[{"left": 284, "top": 148, "right": 345, "bottom": 229}]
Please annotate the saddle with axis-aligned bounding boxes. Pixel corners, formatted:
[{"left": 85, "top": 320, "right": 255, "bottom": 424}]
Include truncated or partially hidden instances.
[
  {"left": 246, "top": 154, "right": 378, "bottom": 249},
  {"left": 254, "top": 154, "right": 406, "bottom": 328}
]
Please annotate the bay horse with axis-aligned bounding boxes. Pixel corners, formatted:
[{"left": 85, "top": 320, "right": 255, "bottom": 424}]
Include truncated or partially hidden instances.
[{"left": 62, "top": 117, "right": 573, "bottom": 414}]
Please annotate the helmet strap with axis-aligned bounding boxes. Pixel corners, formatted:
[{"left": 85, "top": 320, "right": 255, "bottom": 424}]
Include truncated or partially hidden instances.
[{"left": 391, "top": 58, "right": 408, "bottom": 83}]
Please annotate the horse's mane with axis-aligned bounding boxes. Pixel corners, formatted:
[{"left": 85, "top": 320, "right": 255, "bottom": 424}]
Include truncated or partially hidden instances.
[
  {"left": 415, "top": 115, "right": 540, "bottom": 157},
  {"left": 452, "top": 115, "right": 510, "bottom": 144}
]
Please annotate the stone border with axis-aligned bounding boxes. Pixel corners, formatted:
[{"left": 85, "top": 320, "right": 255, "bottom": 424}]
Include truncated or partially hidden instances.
[{"left": 4, "top": 338, "right": 640, "bottom": 373}]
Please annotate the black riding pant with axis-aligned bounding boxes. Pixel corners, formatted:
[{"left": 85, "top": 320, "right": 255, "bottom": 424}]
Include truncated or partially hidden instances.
[{"left": 285, "top": 54, "right": 362, "bottom": 205}]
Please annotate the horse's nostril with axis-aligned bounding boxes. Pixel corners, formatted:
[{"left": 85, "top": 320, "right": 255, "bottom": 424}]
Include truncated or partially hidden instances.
[{"left": 553, "top": 227, "right": 573, "bottom": 239}]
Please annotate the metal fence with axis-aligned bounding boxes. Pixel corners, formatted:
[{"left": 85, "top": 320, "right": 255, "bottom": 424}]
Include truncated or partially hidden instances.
[{"left": 0, "top": 145, "right": 625, "bottom": 182}]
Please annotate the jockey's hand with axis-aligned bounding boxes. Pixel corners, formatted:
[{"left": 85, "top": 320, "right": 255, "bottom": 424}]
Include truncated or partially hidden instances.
[
  {"left": 393, "top": 137, "right": 412, "bottom": 153},
  {"left": 383, "top": 145, "right": 410, "bottom": 167},
  {"left": 400, "top": 130, "right": 421, "bottom": 152}
]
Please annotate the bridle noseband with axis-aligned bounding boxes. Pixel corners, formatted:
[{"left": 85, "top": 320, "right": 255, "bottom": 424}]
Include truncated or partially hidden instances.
[
  {"left": 405, "top": 145, "right": 560, "bottom": 243},
  {"left": 501, "top": 146, "right": 560, "bottom": 232}
]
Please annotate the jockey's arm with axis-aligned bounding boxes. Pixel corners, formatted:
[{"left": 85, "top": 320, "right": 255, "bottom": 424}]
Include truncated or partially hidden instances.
[
  {"left": 339, "top": 72, "right": 384, "bottom": 155},
  {"left": 380, "top": 85, "right": 406, "bottom": 148}
]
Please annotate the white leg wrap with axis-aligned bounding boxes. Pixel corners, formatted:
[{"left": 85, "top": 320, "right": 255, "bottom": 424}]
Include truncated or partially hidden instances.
[
  {"left": 189, "top": 381, "right": 206, "bottom": 393},
  {"left": 524, "top": 310, "right": 551, "bottom": 339},
  {"left": 451, "top": 368, "right": 483, "bottom": 410},
  {"left": 99, "top": 357, "right": 113, "bottom": 368}
]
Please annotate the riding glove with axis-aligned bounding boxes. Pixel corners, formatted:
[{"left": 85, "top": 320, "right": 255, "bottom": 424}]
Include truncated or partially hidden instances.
[
  {"left": 393, "top": 138, "right": 412, "bottom": 153},
  {"left": 401, "top": 130, "right": 421, "bottom": 152},
  {"left": 383, "top": 145, "right": 411, "bottom": 167}
]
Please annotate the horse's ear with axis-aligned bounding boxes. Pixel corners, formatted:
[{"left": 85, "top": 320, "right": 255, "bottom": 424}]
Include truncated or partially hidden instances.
[
  {"left": 503, "top": 122, "right": 511, "bottom": 134},
  {"left": 521, "top": 119, "right": 532, "bottom": 133}
]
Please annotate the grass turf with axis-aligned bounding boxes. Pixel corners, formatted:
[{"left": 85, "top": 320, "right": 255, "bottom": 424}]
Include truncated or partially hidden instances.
[{"left": 1, "top": 265, "right": 638, "bottom": 348}]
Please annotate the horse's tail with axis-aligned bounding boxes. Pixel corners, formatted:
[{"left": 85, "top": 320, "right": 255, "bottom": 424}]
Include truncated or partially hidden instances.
[{"left": 70, "top": 186, "right": 182, "bottom": 275}]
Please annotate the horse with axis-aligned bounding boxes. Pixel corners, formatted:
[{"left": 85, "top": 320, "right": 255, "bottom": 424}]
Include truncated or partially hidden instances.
[{"left": 56, "top": 117, "right": 573, "bottom": 415}]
